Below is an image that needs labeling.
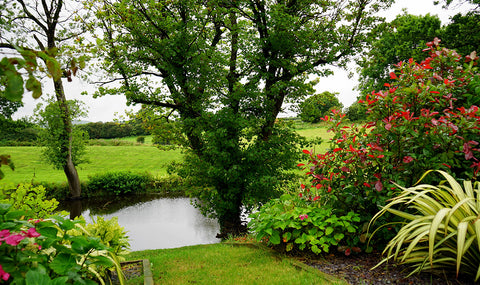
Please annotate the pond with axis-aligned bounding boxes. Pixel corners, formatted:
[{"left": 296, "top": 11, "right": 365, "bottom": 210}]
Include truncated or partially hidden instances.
[{"left": 60, "top": 195, "right": 221, "bottom": 251}]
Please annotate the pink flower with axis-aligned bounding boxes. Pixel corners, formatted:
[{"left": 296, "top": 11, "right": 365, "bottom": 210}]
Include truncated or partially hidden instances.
[
  {"left": 6, "top": 234, "right": 24, "bottom": 246},
  {"left": 0, "top": 265, "right": 9, "bottom": 281},
  {"left": 0, "top": 229, "right": 9, "bottom": 238},
  {"left": 299, "top": 214, "right": 308, "bottom": 221},
  {"left": 23, "top": 228, "right": 41, "bottom": 238}
]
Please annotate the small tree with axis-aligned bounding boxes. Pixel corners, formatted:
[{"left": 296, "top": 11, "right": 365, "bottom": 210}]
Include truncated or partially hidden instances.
[
  {"left": 35, "top": 98, "right": 89, "bottom": 172},
  {"left": 298, "top": 91, "right": 343, "bottom": 123}
]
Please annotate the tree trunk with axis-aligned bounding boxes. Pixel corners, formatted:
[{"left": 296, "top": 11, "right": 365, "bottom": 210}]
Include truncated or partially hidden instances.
[{"left": 53, "top": 78, "right": 82, "bottom": 198}]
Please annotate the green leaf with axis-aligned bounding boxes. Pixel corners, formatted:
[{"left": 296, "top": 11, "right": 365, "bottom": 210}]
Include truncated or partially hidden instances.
[
  {"left": 4, "top": 70, "right": 24, "bottom": 101},
  {"left": 37, "top": 225, "right": 58, "bottom": 239},
  {"left": 46, "top": 58, "right": 62, "bottom": 80},
  {"left": 325, "top": 227, "right": 334, "bottom": 235},
  {"left": 49, "top": 253, "right": 79, "bottom": 275},
  {"left": 270, "top": 230, "right": 280, "bottom": 245},
  {"left": 26, "top": 75, "right": 42, "bottom": 99},
  {"left": 25, "top": 270, "right": 52, "bottom": 285}
]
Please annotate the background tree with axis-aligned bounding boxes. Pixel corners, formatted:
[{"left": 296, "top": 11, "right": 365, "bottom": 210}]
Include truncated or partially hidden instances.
[
  {"left": 298, "top": 91, "right": 343, "bottom": 123},
  {"left": 356, "top": 12, "right": 442, "bottom": 95},
  {"left": 0, "top": 97, "right": 23, "bottom": 119},
  {"left": 441, "top": 13, "right": 480, "bottom": 55},
  {"left": 34, "top": 98, "right": 89, "bottom": 171},
  {"left": 90, "top": 0, "right": 392, "bottom": 235},
  {"left": 0, "top": 0, "right": 88, "bottom": 198},
  {"left": 344, "top": 101, "right": 368, "bottom": 122}
]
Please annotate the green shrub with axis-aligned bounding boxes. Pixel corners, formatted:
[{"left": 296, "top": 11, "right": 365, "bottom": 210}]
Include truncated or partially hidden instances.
[
  {"left": 87, "top": 171, "right": 153, "bottom": 195},
  {"left": 0, "top": 183, "right": 59, "bottom": 218},
  {"left": 369, "top": 170, "right": 480, "bottom": 281},
  {"left": 136, "top": 136, "right": 145, "bottom": 144},
  {"left": 249, "top": 193, "right": 360, "bottom": 255}
]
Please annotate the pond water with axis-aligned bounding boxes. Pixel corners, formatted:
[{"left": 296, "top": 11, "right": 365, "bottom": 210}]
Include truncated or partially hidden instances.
[{"left": 61, "top": 196, "right": 221, "bottom": 251}]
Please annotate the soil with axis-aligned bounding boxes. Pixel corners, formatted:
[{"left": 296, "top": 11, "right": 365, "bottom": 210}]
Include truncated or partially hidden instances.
[{"left": 300, "top": 251, "right": 479, "bottom": 285}]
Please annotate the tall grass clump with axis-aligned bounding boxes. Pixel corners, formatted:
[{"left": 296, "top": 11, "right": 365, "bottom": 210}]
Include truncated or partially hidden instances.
[{"left": 369, "top": 170, "right": 480, "bottom": 281}]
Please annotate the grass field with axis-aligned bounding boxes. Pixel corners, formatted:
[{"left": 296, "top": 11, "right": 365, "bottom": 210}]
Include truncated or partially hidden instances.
[
  {"left": 0, "top": 145, "right": 183, "bottom": 184},
  {"left": 125, "top": 243, "right": 345, "bottom": 284},
  {"left": 0, "top": 126, "right": 332, "bottom": 185}
]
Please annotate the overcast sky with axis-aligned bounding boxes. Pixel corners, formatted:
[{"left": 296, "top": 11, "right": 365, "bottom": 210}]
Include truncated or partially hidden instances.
[{"left": 11, "top": 0, "right": 476, "bottom": 122}]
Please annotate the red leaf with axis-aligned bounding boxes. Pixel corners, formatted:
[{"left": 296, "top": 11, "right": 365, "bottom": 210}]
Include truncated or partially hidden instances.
[
  {"left": 375, "top": 180, "right": 383, "bottom": 192},
  {"left": 389, "top": 72, "right": 397, "bottom": 80},
  {"left": 297, "top": 163, "right": 305, "bottom": 167},
  {"left": 302, "top": 149, "right": 311, "bottom": 154}
]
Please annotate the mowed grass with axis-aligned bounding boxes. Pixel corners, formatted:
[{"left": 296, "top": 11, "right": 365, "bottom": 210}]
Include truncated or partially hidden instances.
[
  {"left": 0, "top": 125, "right": 332, "bottom": 185},
  {"left": 125, "top": 243, "right": 345, "bottom": 285},
  {"left": 0, "top": 145, "right": 182, "bottom": 184}
]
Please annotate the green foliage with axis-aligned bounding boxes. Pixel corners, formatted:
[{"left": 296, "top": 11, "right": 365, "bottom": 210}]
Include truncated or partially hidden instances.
[
  {"left": 136, "top": 136, "right": 145, "bottom": 144},
  {"left": 79, "top": 120, "right": 148, "bottom": 140},
  {"left": 300, "top": 40, "right": 480, "bottom": 246},
  {"left": 442, "top": 13, "right": 480, "bottom": 57},
  {"left": 0, "top": 50, "right": 43, "bottom": 102},
  {"left": 249, "top": 193, "right": 360, "bottom": 255},
  {"left": 298, "top": 91, "right": 343, "bottom": 123},
  {"left": 74, "top": 216, "right": 130, "bottom": 256},
  {"left": 35, "top": 98, "right": 89, "bottom": 169},
  {"left": 87, "top": 171, "right": 153, "bottom": 195},
  {"left": 369, "top": 170, "right": 480, "bottom": 281},
  {"left": 344, "top": 101, "right": 368, "bottom": 122},
  {"left": 0, "top": 183, "right": 59, "bottom": 218},
  {"left": 91, "top": 0, "right": 393, "bottom": 235},
  {"left": 0, "top": 204, "right": 125, "bottom": 284},
  {"left": 356, "top": 12, "right": 442, "bottom": 95},
  {"left": 0, "top": 117, "right": 39, "bottom": 145},
  {"left": 0, "top": 97, "right": 23, "bottom": 119}
]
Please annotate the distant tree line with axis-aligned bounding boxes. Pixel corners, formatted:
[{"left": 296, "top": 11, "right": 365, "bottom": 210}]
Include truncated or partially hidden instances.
[
  {"left": 78, "top": 120, "right": 149, "bottom": 139},
  {"left": 0, "top": 117, "right": 39, "bottom": 145},
  {"left": 0, "top": 118, "right": 149, "bottom": 146}
]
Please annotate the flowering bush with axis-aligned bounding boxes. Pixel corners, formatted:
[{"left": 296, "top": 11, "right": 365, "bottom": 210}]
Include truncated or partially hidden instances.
[
  {"left": 248, "top": 192, "right": 360, "bottom": 255},
  {"left": 299, "top": 39, "right": 480, "bottom": 245},
  {"left": 0, "top": 203, "right": 125, "bottom": 284}
]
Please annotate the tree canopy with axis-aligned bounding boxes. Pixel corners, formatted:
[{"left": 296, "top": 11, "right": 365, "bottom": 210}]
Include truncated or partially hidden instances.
[
  {"left": 298, "top": 91, "right": 343, "bottom": 123},
  {"left": 89, "top": 0, "right": 393, "bottom": 234}
]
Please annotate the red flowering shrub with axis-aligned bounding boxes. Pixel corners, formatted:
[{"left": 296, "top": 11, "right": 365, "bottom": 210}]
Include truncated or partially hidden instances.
[{"left": 301, "top": 38, "right": 480, "bottom": 245}]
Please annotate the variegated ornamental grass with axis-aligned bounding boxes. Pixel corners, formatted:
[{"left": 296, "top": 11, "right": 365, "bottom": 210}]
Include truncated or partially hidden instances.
[{"left": 369, "top": 170, "right": 480, "bottom": 281}]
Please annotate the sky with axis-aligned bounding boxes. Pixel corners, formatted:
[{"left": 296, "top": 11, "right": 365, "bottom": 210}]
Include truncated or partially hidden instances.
[{"left": 11, "top": 0, "right": 476, "bottom": 123}]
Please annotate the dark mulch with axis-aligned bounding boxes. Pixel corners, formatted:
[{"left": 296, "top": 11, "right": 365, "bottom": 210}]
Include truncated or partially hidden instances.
[{"left": 300, "top": 252, "right": 479, "bottom": 285}]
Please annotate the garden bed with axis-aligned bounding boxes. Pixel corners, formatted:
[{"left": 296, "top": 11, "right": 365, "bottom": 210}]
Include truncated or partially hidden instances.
[{"left": 302, "top": 252, "right": 478, "bottom": 285}]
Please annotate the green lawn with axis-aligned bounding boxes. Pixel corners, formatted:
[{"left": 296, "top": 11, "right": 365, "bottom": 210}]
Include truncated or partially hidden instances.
[
  {"left": 0, "top": 125, "right": 332, "bottom": 185},
  {"left": 125, "top": 243, "right": 345, "bottom": 285},
  {"left": 0, "top": 145, "right": 182, "bottom": 184}
]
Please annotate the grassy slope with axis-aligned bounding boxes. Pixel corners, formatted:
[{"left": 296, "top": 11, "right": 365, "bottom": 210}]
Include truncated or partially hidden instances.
[
  {"left": 125, "top": 243, "right": 345, "bottom": 285},
  {"left": 0, "top": 124, "right": 333, "bottom": 185},
  {"left": 0, "top": 145, "right": 182, "bottom": 184}
]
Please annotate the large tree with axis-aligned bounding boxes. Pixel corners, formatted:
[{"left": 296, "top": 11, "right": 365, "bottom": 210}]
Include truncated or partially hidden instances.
[
  {"left": 90, "top": 0, "right": 392, "bottom": 235},
  {"left": 0, "top": 0, "right": 87, "bottom": 198}
]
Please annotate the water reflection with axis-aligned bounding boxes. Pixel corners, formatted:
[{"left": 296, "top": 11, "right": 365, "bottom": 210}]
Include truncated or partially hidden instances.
[{"left": 62, "top": 196, "right": 221, "bottom": 251}]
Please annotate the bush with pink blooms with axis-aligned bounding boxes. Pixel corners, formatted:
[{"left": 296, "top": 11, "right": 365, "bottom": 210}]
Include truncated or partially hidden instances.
[
  {"left": 299, "top": 38, "right": 480, "bottom": 247},
  {"left": 250, "top": 38, "right": 480, "bottom": 254}
]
